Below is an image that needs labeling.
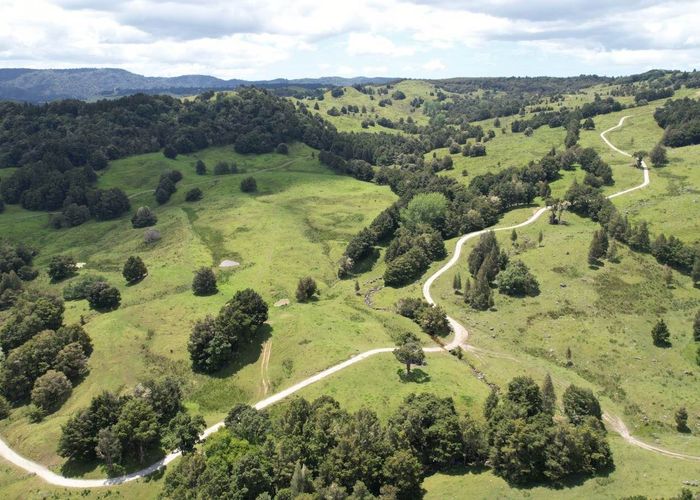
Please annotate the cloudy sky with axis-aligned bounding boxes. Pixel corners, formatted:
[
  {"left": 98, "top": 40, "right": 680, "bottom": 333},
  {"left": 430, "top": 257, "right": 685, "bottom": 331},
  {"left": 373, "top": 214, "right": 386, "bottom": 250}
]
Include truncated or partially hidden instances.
[{"left": 1, "top": 0, "right": 699, "bottom": 79}]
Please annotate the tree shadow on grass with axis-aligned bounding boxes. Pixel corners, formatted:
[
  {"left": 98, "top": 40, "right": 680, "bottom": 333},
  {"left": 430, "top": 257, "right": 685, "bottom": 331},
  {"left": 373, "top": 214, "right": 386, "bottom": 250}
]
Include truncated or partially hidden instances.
[
  {"left": 209, "top": 324, "right": 273, "bottom": 380},
  {"left": 349, "top": 249, "right": 380, "bottom": 275},
  {"left": 60, "top": 445, "right": 166, "bottom": 479},
  {"left": 397, "top": 368, "right": 430, "bottom": 384}
]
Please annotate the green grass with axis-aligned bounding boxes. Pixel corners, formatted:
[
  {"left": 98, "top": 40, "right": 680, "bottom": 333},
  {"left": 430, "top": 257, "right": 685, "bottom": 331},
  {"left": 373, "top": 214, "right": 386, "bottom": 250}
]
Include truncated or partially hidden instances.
[
  {"left": 423, "top": 434, "right": 700, "bottom": 499},
  {"left": 307, "top": 80, "right": 439, "bottom": 133},
  {"left": 289, "top": 351, "right": 491, "bottom": 421},
  {"left": 0, "top": 142, "right": 424, "bottom": 479}
]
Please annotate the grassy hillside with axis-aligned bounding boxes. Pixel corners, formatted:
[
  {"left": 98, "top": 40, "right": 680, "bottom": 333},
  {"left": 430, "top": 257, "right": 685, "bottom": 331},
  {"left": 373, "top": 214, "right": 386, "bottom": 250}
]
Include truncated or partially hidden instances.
[
  {"left": 306, "top": 80, "right": 440, "bottom": 133},
  {"left": 0, "top": 143, "right": 429, "bottom": 477}
]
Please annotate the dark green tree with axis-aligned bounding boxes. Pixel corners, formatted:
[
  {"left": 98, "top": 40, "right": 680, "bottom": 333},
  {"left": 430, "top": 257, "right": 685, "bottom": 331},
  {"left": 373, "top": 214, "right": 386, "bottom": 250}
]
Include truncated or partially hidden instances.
[
  {"left": 393, "top": 341, "right": 425, "bottom": 374},
  {"left": 192, "top": 267, "right": 217, "bottom": 296},
  {"left": 54, "top": 342, "right": 89, "bottom": 381},
  {"left": 497, "top": 260, "right": 540, "bottom": 296},
  {"left": 185, "top": 187, "right": 203, "bottom": 202},
  {"left": 195, "top": 160, "right": 207, "bottom": 175},
  {"left": 649, "top": 143, "right": 668, "bottom": 167},
  {"left": 651, "top": 318, "right": 670, "bottom": 347},
  {"left": 694, "top": 310, "right": 700, "bottom": 342},
  {"left": 240, "top": 177, "right": 257, "bottom": 193},
  {"left": 296, "top": 277, "right": 319, "bottom": 302},
  {"left": 164, "top": 412, "right": 206, "bottom": 454},
  {"left": 31, "top": 369, "right": 72, "bottom": 414},
  {"left": 675, "top": 407, "right": 689, "bottom": 432},
  {"left": 131, "top": 206, "right": 157, "bottom": 228},
  {"left": 122, "top": 256, "right": 147, "bottom": 284},
  {"left": 541, "top": 373, "right": 556, "bottom": 415},
  {"left": 114, "top": 398, "right": 160, "bottom": 464},
  {"left": 86, "top": 282, "right": 121, "bottom": 311},
  {"left": 562, "top": 385, "right": 602, "bottom": 424},
  {"left": 95, "top": 428, "right": 121, "bottom": 471},
  {"left": 48, "top": 255, "right": 77, "bottom": 282}
]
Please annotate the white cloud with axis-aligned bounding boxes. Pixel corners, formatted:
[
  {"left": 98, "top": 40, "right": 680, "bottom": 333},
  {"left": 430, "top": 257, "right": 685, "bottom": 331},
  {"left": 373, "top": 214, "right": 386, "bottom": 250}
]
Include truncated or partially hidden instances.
[
  {"left": 347, "top": 33, "right": 415, "bottom": 57},
  {"left": 1, "top": 0, "right": 700, "bottom": 78},
  {"left": 422, "top": 58, "right": 446, "bottom": 72}
]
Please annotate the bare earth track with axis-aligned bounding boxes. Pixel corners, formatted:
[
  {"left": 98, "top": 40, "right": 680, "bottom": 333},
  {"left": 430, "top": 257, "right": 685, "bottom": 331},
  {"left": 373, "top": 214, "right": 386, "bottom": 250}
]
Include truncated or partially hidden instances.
[{"left": 0, "top": 115, "right": 697, "bottom": 489}]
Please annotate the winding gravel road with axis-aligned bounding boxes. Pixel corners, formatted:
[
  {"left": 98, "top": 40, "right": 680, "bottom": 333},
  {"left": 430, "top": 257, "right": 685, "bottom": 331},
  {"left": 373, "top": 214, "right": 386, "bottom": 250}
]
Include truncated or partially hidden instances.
[{"left": 0, "top": 114, "right": 696, "bottom": 488}]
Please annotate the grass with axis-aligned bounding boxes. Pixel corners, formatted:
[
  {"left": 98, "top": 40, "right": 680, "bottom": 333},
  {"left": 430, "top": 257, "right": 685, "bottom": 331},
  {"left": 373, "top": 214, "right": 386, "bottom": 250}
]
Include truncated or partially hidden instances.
[
  {"left": 306, "top": 80, "right": 440, "bottom": 133},
  {"left": 0, "top": 142, "right": 425, "bottom": 479},
  {"left": 288, "top": 351, "right": 491, "bottom": 421}
]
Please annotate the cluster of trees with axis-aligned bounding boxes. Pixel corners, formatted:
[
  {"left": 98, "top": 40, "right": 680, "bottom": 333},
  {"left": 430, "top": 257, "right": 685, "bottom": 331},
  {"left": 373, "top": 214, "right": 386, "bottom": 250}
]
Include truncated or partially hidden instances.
[
  {"left": 165, "top": 393, "right": 461, "bottom": 499},
  {"left": 395, "top": 298, "right": 450, "bottom": 337},
  {"left": 486, "top": 376, "right": 612, "bottom": 484},
  {"left": 0, "top": 88, "right": 341, "bottom": 218},
  {"left": 188, "top": 289, "right": 268, "bottom": 372},
  {"left": 54, "top": 262, "right": 121, "bottom": 311},
  {"left": 58, "top": 378, "right": 206, "bottom": 469},
  {"left": 318, "top": 150, "right": 375, "bottom": 182},
  {"left": 0, "top": 241, "right": 37, "bottom": 309},
  {"left": 463, "top": 232, "right": 507, "bottom": 310},
  {"left": 634, "top": 87, "right": 674, "bottom": 103},
  {"left": 383, "top": 193, "right": 448, "bottom": 287},
  {"left": 155, "top": 169, "right": 182, "bottom": 205},
  {"left": 0, "top": 292, "right": 93, "bottom": 417},
  {"left": 213, "top": 160, "right": 239, "bottom": 175},
  {"left": 564, "top": 179, "right": 699, "bottom": 277},
  {"left": 654, "top": 98, "right": 700, "bottom": 147}
]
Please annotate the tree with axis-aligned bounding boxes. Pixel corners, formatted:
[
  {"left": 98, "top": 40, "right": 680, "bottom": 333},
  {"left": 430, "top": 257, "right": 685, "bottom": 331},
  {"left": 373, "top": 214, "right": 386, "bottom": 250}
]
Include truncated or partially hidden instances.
[
  {"left": 192, "top": 267, "right": 217, "bottom": 296},
  {"left": 114, "top": 398, "right": 160, "bottom": 464},
  {"left": 296, "top": 277, "right": 319, "bottom": 302},
  {"left": 588, "top": 230, "right": 606, "bottom": 265},
  {"left": 225, "top": 404, "right": 271, "bottom": 444},
  {"left": 31, "top": 370, "right": 72, "bottom": 414},
  {"left": 692, "top": 256, "right": 700, "bottom": 285},
  {"left": 416, "top": 304, "right": 450, "bottom": 336},
  {"left": 452, "top": 272, "right": 462, "bottom": 292},
  {"left": 290, "top": 461, "right": 313, "bottom": 496},
  {"left": 538, "top": 230, "right": 543, "bottom": 245},
  {"left": 213, "top": 161, "right": 231, "bottom": 175},
  {"left": 505, "top": 376, "right": 543, "bottom": 417},
  {"left": 164, "top": 412, "right": 206, "bottom": 454},
  {"left": 562, "top": 385, "right": 602, "bottom": 424},
  {"left": 240, "top": 176, "right": 257, "bottom": 193},
  {"left": 399, "top": 192, "right": 448, "bottom": 232},
  {"left": 131, "top": 206, "right": 157, "bottom": 228},
  {"left": 86, "top": 282, "right": 121, "bottom": 311},
  {"left": 95, "top": 428, "right": 121, "bottom": 471},
  {"left": 484, "top": 388, "right": 499, "bottom": 420},
  {"left": 276, "top": 143, "right": 289, "bottom": 154},
  {"left": 541, "top": 374, "right": 556, "bottom": 415},
  {"left": 122, "top": 256, "right": 147, "bottom": 284},
  {"left": 48, "top": 255, "right": 77, "bottom": 282},
  {"left": 675, "top": 407, "right": 689, "bottom": 432},
  {"left": 155, "top": 187, "right": 171, "bottom": 205},
  {"left": 163, "top": 145, "right": 178, "bottom": 159},
  {"left": 582, "top": 117, "right": 595, "bottom": 130},
  {"left": 649, "top": 143, "right": 668, "bottom": 167},
  {"left": 633, "top": 150, "right": 647, "bottom": 168},
  {"left": 510, "top": 229, "right": 518, "bottom": 242},
  {"left": 694, "top": 310, "right": 700, "bottom": 342},
  {"left": 497, "top": 260, "right": 540, "bottom": 296},
  {"left": 185, "top": 187, "right": 203, "bottom": 202},
  {"left": 195, "top": 160, "right": 207, "bottom": 175},
  {"left": 383, "top": 450, "right": 423, "bottom": 499},
  {"left": 393, "top": 341, "right": 425, "bottom": 374},
  {"left": 651, "top": 319, "right": 670, "bottom": 347},
  {"left": 188, "top": 316, "right": 231, "bottom": 372},
  {"left": 54, "top": 342, "right": 89, "bottom": 381},
  {"left": 469, "top": 266, "right": 493, "bottom": 311}
]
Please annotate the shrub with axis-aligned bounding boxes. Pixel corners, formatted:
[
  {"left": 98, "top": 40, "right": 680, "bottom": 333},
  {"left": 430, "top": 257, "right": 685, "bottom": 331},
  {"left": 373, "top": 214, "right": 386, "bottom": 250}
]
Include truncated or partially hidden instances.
[
  {"left": 185, "top": 188, "right": 203, "bottom": 202},
  {"left": 63, "top": 274, "right": 106, "bottom": 301},
  {"left": 240, "top": 177, "right": 257, "bottom": 193},
  {"left": 213, "top": 161, "right": 231, "bottom": 175},
  {"left": 416, "top": 305, "right": 450, "bottom": 336},
  {"left": 562, "top": 385, "right": 602, "bottom": 424},
  {"left": 276, "top": 143, "right": 289, "bottom": 154},
  {"left": 651, "top": 319, "right": 670, "bottom": 346},
  {"left": 131, "top": 206, "right": 157, "bottom": 228},
  {"left": 31, "top": 370, "right": 72, "bottom": 413},
  {"left": 295, "top": 277, "right": 319, "bottom": 302},
  {"left": 497, "top": 261, "right": 540, "bottom": 296},
  {"left": 86, "top": 282, "right": 121, "bottom": 311},
  {"left": 163, "top": 145, "right": 177, "bottom": 159},
  {"left": 48, "top": 255, "right": 77, "bottom": 282},
  {"left": 192, "top": 267, "right": 217, "bottom": 296},
  {"left": 54, "top": 342, "right": 89, "bottom": 381},
  {"left": 195, "top": 160, "right": 207, "bottom": 175},
  {"left": 122, "top": 256, "right": 148, "bottom": 284},
  {"left": 144, "top": 229, "right": 161, "bottom": 244}
]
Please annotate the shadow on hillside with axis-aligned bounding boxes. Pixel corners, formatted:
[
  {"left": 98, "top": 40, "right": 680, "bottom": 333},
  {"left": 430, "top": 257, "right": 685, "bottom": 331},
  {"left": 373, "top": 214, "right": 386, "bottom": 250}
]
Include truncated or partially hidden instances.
[
  {"left": 210, "top": 324, "right": 273, "bottom": 380},
  {"left": 397, "top": 368, "right": 430, "bottom": 384}
]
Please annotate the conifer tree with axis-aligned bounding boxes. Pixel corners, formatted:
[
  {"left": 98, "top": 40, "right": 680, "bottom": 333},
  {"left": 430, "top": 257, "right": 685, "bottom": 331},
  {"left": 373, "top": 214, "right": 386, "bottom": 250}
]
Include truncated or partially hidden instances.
[
  {"left": 651, "top": 319, "right": 670, "bottom": 347},
  {"left": 453, "top": 272, "right": 462, "bottom": 292},
  {"left": 541, "top": 373, "right": 556, "bottom": 415}
]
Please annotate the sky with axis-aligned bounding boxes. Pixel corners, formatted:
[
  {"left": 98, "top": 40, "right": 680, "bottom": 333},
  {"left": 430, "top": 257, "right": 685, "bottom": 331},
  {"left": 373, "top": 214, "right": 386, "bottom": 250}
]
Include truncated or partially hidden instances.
[{"left": 1, "top": 0, "right": 699, "bottom": 79}]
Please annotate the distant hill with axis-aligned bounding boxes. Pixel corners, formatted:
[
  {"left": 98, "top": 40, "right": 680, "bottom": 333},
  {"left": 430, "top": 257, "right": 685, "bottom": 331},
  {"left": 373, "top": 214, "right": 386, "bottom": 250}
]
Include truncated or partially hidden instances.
[{"left": 0, "top": 68, "right": 396, "bottom": 102}]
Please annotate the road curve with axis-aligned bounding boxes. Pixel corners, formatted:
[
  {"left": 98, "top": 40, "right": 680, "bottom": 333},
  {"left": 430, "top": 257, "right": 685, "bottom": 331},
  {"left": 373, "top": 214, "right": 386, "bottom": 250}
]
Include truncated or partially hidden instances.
[{"left": 0, "top": 114, "right": 693, "bottom": 488}]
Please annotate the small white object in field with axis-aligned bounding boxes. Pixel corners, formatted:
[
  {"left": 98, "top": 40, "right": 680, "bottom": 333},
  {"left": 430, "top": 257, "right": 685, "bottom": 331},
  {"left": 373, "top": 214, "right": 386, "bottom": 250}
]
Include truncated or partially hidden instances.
[
  {"left": 219, "top": 260, "right": 240, "bottom": 268},
  {"left": 76, "top": 262, "right": 86, "bottom": 269},
  {"left": 274, "top": 299, "right": 290, "bottom": 307}
]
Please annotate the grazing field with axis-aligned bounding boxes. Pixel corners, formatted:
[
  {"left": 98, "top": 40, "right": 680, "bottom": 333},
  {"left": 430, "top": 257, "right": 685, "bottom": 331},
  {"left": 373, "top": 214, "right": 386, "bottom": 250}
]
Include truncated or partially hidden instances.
[
  {"left": 307, "top": 80, "right": 440, "bottom": 132},
  {"left": 0, "top": 143, "right": 420, "bottom": 476},
  {"left": 288, "top": 351, "right": 491, "bottom": 421}
]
